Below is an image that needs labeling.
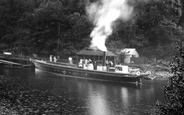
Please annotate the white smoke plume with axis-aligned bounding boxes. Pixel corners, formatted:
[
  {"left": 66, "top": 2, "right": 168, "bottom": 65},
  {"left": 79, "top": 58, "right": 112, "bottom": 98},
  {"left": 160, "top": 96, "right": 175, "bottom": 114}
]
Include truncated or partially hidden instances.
[{"left": 86, "top": 0, "right": 133, "bottom": 51}]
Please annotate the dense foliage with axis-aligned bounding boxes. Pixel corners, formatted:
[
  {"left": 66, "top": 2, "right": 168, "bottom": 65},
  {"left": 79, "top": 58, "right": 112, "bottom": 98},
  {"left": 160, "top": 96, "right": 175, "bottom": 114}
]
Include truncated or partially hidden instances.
[
  {"left": 0, "top": 0, "right": 184, "bottom": 58},
  {"left": 155, "top": 43, "right": 184, "bottom": 115}
]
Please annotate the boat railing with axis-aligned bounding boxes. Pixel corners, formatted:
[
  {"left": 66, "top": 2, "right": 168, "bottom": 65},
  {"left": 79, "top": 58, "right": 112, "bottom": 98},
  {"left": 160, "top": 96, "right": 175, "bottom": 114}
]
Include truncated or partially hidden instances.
[{"left": 57, "top": 59, "right": 78, "bottom": 64}]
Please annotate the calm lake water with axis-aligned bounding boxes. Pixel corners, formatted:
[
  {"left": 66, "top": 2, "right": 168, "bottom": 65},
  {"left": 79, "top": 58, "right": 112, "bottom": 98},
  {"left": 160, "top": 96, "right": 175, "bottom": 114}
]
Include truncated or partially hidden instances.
[{"left": 0, "top": 66, "right": 168, "bottom": 115}]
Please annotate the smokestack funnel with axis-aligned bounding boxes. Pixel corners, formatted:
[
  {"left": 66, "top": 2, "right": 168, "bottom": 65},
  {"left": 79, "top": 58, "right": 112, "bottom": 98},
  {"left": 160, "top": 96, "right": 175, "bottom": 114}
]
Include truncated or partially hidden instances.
[{"left": 102, "top": 51, "right": 106, "bottom": 67}]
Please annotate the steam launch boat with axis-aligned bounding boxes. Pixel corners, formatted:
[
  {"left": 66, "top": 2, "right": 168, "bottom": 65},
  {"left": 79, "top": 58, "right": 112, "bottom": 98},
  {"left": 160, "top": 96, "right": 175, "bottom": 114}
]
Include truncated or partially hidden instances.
[{"left": 31, "top": 48, "right": 150, "bottom": 84}]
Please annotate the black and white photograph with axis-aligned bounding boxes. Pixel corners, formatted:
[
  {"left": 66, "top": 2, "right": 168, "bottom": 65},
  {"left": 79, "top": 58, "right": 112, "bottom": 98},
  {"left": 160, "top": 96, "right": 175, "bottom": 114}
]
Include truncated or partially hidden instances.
[{"left": 0, "top": 0, "right": 184, "bottom": 115}]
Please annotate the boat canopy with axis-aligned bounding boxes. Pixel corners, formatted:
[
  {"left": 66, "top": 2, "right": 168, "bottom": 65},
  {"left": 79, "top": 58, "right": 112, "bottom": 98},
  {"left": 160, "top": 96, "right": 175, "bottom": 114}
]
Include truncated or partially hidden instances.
[{"left": 76, "top": 48, "right": 117, "bottom": 57}]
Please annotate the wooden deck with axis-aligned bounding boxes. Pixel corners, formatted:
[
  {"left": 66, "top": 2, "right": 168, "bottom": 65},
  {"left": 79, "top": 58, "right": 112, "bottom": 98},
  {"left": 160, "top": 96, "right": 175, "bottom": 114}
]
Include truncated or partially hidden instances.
[{"left": 0, "top": 59, "right": 22, "bottom": 66}]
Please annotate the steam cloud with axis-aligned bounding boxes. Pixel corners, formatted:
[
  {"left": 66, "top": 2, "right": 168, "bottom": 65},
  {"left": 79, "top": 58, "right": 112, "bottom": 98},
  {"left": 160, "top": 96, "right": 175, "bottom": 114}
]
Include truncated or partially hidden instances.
[{"left": 86, "top": 0, "right": 133, "bottom": 51}]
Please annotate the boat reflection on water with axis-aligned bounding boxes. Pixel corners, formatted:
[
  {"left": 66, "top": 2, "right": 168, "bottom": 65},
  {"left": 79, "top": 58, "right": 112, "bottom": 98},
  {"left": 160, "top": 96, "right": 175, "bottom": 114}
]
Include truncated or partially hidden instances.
[{"left": 35, "top": 69, "right": 162, "bottom": 115}]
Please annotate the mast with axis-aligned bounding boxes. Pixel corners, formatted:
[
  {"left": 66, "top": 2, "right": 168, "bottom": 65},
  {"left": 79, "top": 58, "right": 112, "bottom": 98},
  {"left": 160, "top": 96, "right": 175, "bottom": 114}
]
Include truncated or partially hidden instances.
[
  {"left": 102, "top": 51, "right": 106, "bottom": 71},
  {"left": 57, "top": 22, "right": 60, "bottom": 57}
]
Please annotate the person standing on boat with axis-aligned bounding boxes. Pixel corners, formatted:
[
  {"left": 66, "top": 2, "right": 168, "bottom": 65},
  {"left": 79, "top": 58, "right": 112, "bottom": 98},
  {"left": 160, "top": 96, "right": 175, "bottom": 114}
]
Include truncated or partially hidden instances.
[
  {"left": 68, "top": 57, "right": 73, "bottom": 65},
  {"left": 83, "top": 59, "right": 88, "bottom": 69},
  {"left": 93, "top": 61, "right": 97, "bottom": 70},
  {"left": 88, "top": 59, "right": 92, "bottom": 63},
  {"left": 106, "top": 60, "right": 110, "bottom": 71},
  {"left": 78, "top": 59, "right": 83, "bottom": 68},
  {"left": 50, "top": 55, "right": 53, "bottom": 62},
  {"left": 54, "top": 56, "right": 57, "bottom": 62},
  {"left": 87, "top": 60, "right": 94, "bottom": 70}
]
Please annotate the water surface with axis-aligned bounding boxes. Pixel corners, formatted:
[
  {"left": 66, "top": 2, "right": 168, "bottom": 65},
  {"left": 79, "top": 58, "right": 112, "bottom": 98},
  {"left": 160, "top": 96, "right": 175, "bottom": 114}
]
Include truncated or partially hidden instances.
[{"left": 0, "top": 67, "right": 168, "bottom": 115}]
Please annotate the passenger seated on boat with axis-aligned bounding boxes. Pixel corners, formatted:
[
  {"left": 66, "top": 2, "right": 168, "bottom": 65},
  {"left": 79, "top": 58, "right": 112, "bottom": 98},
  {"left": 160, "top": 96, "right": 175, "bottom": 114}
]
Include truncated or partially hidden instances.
[
  {"left": 83, "top": 64, "right": 88, "bottom": 69},
  {"left": 87, "top": 62, "right": 94, "bottom": 70}
]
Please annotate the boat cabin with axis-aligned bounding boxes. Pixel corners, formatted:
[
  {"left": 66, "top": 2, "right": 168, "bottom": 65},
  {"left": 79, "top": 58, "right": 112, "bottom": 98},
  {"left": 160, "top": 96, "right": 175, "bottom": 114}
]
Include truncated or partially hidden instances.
[
  {"left": 76, "top": 48, "right": 117, "bottom": 66},
  {"left": 114, "top": 65, "right": 129, "bottom": 73}
]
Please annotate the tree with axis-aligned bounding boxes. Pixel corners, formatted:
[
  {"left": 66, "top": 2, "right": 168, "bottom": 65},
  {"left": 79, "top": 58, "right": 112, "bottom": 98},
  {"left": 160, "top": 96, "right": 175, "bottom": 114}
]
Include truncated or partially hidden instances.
[
  {"left": 134, "top": 0, "right": 183, "bottom": 58},
  {"left": 179, "top": 0, "right": 184, "bottom": 27},
  {"left": 23, "top": 0, "right": 92, "bottom": 56},
  {"left": 155, "top": 43, "right": 184, "bottom": 115},
  {"left": 0, "top": 0, "right": 37, "bottom": 50},
  {"left": 0, "top": 0, "right": 183, "bottom": 58}
]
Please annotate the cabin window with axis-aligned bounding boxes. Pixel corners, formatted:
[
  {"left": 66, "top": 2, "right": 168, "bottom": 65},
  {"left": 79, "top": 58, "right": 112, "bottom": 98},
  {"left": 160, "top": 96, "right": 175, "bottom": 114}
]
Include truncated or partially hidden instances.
[{"left": 116, "top": 67, "right": 122, "bottom": 71}]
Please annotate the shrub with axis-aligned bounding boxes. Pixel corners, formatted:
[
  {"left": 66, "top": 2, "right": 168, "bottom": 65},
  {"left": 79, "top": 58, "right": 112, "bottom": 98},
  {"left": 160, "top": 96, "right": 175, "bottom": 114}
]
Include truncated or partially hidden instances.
[{"left": 155, "top": 43, "right": 184, "bottom": 115}]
